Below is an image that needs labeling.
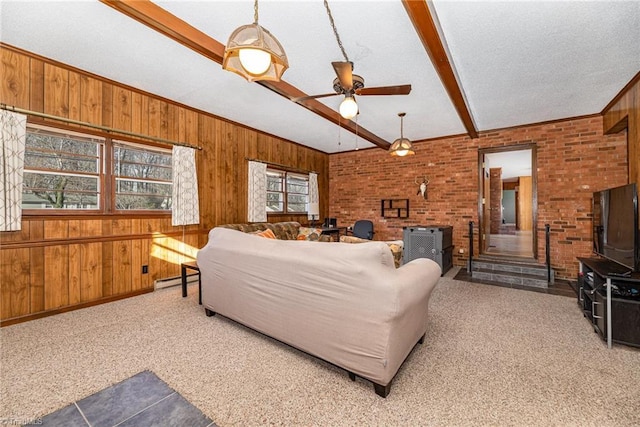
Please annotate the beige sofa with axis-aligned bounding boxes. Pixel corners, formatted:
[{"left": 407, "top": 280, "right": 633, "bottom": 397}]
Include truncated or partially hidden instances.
[{"left": 197, "top": 226, "right": 442, "bottom": 397}]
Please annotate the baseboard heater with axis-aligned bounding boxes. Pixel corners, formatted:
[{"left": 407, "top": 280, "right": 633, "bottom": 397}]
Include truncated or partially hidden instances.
[{"left": 154, "top": 273, "right": 198, "bottom": 290}]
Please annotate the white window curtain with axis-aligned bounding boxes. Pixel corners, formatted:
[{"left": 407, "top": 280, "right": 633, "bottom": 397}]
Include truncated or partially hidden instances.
[
  {"left": 0, "top": 111, "right": 27, "bottom": 232},
  {"left": 248, "top": 161, "right": 267, "bottom": 222},
  {"left": 171, "top": 146, "right": 200, "bottom": 226},
  {"left": 307, "top": 172, "right": 319, "bottom": 221}
]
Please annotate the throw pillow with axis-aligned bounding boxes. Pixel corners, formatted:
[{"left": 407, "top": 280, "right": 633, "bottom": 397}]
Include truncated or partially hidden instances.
[
  {"left": 250, "top": 229, "right": 277, "bottom": 239},
  {"left": 297, "top": 227, "right": 323, "bottom": 241}
]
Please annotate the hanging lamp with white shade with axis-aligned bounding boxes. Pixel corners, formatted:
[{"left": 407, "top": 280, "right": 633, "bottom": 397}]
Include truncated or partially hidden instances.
[
  {"left": 222, "top": 0, "right": 289, "bottom": 82},
  {"left": 389, "top": 112, "right": 415, "bottom": 156}
]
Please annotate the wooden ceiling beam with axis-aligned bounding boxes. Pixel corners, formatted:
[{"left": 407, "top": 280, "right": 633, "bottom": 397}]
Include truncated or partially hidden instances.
[
  {"left": 100, "top": 0, "right": 391, "bottom": 150},
  {"left": 402, "top": 0, "right": 478, "bottom": 138}
]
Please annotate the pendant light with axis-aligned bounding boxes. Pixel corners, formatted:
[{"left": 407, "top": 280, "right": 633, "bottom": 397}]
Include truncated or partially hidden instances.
[
  {"left": 389, "top": 112, "right": 415, "bottom": 156},
  {"left": 222, "top": 0, "right": 289, "bottom": 82}
]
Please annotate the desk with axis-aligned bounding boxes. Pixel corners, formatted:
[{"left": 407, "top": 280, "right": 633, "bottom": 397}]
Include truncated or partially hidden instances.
[
  {"left": 181, "top": 261, "right": 201, "bottom": 305},
  {"left": 320, "top": 226, "right": 347, "bottom": 242}
]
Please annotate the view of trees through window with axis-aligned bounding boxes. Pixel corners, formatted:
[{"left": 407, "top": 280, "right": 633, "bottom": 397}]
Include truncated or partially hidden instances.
[
  {"left": 23, "top": 131, "right": 101, "bottom": 209},
  {"left": 113, "top": 143, "right": 172, "bottom": 210},
  {"left": 22, "top": 127, "right": 172, "bottom": 212},
  {"left": 266, "top": 169, "right": 308, "bottom": 213}
]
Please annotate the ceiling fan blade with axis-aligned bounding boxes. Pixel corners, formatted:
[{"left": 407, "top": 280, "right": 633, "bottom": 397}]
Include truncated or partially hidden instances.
[
  {"left": 292, "top": 92, "right": 339, "bottom": 103},
  {"left": 332, "top": 61, "right": 353, "bottom": 92},
  {"left": 355, "top": 84, "right": 412, "bottom": 96}
]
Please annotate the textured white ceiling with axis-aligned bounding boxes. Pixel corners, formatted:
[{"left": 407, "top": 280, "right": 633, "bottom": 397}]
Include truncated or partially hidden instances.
[
  {"left": 431, "top": 0, "right": 640, "bottom": 130},
  {"left": 1, "top": 1, "right": 639, "bottom": 154}
]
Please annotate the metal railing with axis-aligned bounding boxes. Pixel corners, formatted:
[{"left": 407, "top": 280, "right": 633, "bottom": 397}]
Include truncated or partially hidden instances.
[
  {"left": 467, "top": 221, "right": 474, "bottom": 273},
  {"left": 545, "top": 223, "right": 551, "bottom": 283}
]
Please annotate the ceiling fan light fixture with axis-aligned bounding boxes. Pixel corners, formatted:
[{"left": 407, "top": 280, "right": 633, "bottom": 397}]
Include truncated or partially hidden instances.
[
  {"left": 222, "top": 1, "right": 288, "bottom": 82},
  {"left": 389, "top": 112, "right": 415, "bottom": 157},
  {"left": 339, "top": 96, "right": 358, "bottom": 120}
]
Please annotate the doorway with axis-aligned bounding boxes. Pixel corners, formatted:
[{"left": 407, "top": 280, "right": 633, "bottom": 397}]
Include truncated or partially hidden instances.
[{"left": 478, "top": 145, "right": 537, "bottom": 259}]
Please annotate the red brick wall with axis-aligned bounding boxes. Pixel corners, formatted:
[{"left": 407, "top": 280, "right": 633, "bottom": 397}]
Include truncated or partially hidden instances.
[{"left": 329, "top": 116, "right": 628, "bottom": 280}]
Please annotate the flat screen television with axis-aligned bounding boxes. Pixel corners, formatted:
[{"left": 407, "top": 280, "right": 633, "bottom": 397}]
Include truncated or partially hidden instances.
[{"left": 593, "top": 183, "right": 639, "bottom": 272}]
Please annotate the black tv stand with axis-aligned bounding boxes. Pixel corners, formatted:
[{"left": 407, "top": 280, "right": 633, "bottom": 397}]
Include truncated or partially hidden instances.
[{"left": 577, "top": 257, "right": 640, "bottom": 348}]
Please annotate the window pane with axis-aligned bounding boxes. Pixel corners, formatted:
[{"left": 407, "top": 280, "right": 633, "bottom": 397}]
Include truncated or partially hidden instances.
[
  {"left": 114, "top": 143, "right": 172, "bottom": 211},
  {"left": 267, "top": 191, "right": 284, "bottom": 212},
  {"left": 287, "top": 194, "right": 307, "bottom": 212},
  {"left": 114, "top": 145, "right": 172, "bottom": 180},
  {"left": 267, "top": 174, "right": 283, "bottom": 191},
  {"left": 23, "top": 172, "right": 99, "bottom": 209},
  {"left": 25, "top": 151, "right": 98, "bottom": 173},
  {"left": 286, "top": 175, "right": 308, "bottom": 194},
  {"left": 115, "top": 179, "right": 172, "bottom": 210},
  {"left": 23, "top": 130, "right": 101, "bottom": 210},
  {"left": 27, "top": 132, "right": 100, "bottom": 157}
]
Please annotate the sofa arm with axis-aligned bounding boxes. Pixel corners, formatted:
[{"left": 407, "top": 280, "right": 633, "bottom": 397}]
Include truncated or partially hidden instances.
[{"left": 384, "top": 258, "right": 441, "bottom": 378}]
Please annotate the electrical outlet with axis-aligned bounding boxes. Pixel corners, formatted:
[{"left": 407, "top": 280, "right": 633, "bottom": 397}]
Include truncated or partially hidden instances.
[
  {"left": 459, "top": 248, "right": 465, "bottom": 254},
  {"left": 142, "top": 265, "right": 148, "bottom": 274}
]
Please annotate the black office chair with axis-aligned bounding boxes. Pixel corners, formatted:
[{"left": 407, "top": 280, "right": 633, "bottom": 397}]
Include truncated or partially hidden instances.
[{"left": 351, "top": 220, "right": 375, "bottom": 240}]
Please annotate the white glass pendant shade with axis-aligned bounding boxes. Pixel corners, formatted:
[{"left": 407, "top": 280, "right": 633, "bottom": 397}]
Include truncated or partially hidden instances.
[
  {"left": 239, "top": 48, "right": 271, "bottom": 75},
  {"left": 223, "top": 23, "right": 289, "bottom": 82},
  {"left": 339, "top": 96, "right": 358, "bottom": 120}
]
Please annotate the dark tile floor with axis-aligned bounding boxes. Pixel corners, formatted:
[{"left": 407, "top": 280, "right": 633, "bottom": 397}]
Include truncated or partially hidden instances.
[{"left": 39, "top": 371, "right": 215, "bottom": 427}]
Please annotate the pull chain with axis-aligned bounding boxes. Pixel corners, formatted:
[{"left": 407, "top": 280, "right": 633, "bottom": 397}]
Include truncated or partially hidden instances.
[
  {"left": 338, "top": 114, "right": 342, "bottom": 147},
  {"left": 355, "top": 114, "right": 359, "bottom": 150}
]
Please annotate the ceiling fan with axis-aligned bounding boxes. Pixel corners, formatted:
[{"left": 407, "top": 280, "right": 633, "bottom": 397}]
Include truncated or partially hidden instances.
[{"left": 293, "top": 61, "right": 412, "bottom": 119}]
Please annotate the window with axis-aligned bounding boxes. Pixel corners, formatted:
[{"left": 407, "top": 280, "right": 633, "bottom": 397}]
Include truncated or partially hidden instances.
[
  {"left": 266, "top": 169, "right": 308, "bottom": 214},
  {"left": 22, "top": 125, "right": 172, "bottom": 213},
  {"left": 23, "top": 127, "right": 103, "bottom": 210},
  {"left": 113, "top": 142, "right": 172, "bottom": 210}
]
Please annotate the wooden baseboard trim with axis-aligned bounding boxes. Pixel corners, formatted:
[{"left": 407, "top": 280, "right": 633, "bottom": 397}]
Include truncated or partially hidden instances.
[{"left": 0, "top": 288, "right": 153, "bottom": 327}]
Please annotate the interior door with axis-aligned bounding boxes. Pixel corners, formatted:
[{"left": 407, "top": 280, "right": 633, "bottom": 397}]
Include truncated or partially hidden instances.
[
  {"left": 479, "top": 145, "right": 538, "bottom": 259},
  {"left": 517, "top": 176, "right": 533, "bottom": 231}
]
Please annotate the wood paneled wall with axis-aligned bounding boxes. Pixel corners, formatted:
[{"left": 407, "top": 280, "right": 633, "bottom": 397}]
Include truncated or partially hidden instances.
[
  {"left": 603, "top": 73, "right": 640, "bottom": 189},
  {"left": 0, "top": 45, "right": 329, "bottom": 325}
]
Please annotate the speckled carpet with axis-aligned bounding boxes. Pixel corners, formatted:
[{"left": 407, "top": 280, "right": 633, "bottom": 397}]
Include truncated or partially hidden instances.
[{"left": 2, "top": 267, "right": 639, "bottom": 426}]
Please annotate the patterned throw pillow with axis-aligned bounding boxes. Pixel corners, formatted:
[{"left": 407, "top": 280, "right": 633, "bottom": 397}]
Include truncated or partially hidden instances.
[
  {"left": 250, "top": 229, "right": 277, "bottom": 239},
  {"left": 297, "top": 227, "right": 323, "bottom": 241}
]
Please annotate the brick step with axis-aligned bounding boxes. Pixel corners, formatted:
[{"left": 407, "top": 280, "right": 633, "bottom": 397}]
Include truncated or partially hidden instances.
[
  {"left": 470, "top": 256, "right": 554, "bottom": 288},
  {"left": 472, "top": 260, "right": 548, "bottom": 277},
  {"left": 472, "top": 268, "right": 550, "bottom": 289}
]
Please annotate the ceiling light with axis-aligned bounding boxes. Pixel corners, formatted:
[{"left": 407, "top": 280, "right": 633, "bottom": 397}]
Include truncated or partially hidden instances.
[
  {"left": 339, "top": 96, "right": 358, "bottom": 120},
  {"left": 222, "top": 0, "right": 288, "bottom": 82},
  {"left": 389, "top": 112, "right": 415, "bottom": 157}
]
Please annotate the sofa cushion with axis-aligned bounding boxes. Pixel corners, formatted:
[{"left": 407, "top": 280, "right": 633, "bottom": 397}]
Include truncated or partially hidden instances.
[
  {"left": 218, "top": 222, "right": 301, "bottom": 240},
  {"left": 297, "top": 226, "right": 324, "bottom": 241},
  {"left": 218, "top": 223, "right": 269, "bottom": 234},
  {"left": 267, "top": 222, "right": 301, "bottom": 240},
  {"left": 340, "top": 235, "right": 404, "bottom": 268}
]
